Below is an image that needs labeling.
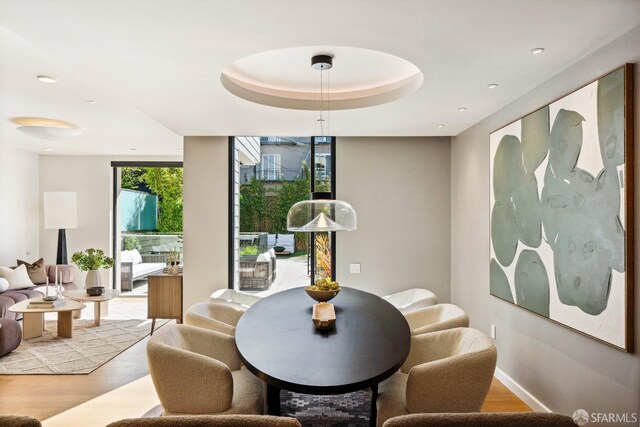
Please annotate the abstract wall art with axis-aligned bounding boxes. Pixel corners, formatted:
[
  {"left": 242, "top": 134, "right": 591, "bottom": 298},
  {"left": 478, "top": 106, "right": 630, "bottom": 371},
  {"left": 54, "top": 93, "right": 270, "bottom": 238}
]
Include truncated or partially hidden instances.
[{"left": 489, "top": 64, "right": 634, "bottom": 351}]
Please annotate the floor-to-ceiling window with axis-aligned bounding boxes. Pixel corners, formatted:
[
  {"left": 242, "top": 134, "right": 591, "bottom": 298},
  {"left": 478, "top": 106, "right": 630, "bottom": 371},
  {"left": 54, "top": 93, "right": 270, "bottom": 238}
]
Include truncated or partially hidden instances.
[
  {"left": 229, "top": 136, "right": 335, "bottom": 293},
  {"left": 111, "top": 161, "right": 183, "bottom": 295}
]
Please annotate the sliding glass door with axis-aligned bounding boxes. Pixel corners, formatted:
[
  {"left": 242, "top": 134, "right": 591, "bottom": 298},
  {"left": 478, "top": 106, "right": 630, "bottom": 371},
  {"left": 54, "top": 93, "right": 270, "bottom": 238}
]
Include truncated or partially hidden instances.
[
  {"left": 229, "top": 136, "right": 335, "bottom": 293},
  {"left": 111, "top": 161, "right": 183, "bottom": 294}
]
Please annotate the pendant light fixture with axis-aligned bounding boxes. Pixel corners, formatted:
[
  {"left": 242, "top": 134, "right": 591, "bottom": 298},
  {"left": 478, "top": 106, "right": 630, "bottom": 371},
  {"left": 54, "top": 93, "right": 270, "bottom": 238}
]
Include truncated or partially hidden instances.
[
  {"left": 312, "top": 54, "right": 332, "bottom": 136},
  {"left": 286, "top": 55, "right": 357, "bottom": 233},
  {"left": 287, "top": 191, "right": 357, "bottom": 232}
]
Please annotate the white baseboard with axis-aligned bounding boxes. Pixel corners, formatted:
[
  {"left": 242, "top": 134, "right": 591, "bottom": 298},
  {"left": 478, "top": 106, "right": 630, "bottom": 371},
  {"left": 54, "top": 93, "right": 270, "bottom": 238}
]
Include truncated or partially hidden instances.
[{"left": 494, "top": 367, "right": 551, "bottom": 413}]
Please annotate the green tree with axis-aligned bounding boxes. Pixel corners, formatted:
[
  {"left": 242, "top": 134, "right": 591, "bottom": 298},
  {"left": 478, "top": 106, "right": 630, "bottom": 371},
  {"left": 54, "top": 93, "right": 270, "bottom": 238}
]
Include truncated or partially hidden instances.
[
  {"left": 270, "top": 163, "right": 310, "bottom": 234},
  {"left": 140, "top": 168, "right": 183, "bottom": 232},
  {"left": 240, "top": 177, "right": 266, "bottom": 232},
  {"left": 120, "top": 167, "right": 183, "bottom": 233},
  {"left": 121, "top": 167, "right": 143, "bottom": 190}
]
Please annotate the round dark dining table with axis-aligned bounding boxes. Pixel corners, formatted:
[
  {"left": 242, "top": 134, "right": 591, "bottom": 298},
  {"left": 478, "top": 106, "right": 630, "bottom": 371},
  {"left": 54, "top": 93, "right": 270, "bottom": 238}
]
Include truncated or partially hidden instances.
[{"left": 235, "top": 286, "right": 411, "bottom": 427}]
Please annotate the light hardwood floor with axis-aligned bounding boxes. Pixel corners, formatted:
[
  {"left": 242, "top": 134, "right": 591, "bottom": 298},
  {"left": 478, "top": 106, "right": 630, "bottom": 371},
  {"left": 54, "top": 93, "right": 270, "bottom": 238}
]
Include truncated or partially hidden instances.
[{"left": 0, "top": 322, "right": 530, "bottom": 423}]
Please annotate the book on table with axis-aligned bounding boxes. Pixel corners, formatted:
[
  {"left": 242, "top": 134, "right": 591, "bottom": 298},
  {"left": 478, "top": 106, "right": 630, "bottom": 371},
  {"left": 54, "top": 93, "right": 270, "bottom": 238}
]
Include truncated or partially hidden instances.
[{"left": 27, "top": 299, "right": 66, "bottom": 309}]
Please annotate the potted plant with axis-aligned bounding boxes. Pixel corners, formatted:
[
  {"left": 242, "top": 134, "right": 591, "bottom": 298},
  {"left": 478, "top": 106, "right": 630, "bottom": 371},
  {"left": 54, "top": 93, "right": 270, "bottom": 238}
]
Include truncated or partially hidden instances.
[{"left": 71, "top": 248, "right": 114, "bottom": 289}]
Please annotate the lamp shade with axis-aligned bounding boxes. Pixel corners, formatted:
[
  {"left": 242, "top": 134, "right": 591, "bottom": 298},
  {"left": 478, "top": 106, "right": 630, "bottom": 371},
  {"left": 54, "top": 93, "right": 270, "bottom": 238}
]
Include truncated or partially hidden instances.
[
  {"left": 287, "top": 196, "right": 357, "bottom": 232},
  {"left": 44, "top": 192, "right": 78, "bottom": 229}
]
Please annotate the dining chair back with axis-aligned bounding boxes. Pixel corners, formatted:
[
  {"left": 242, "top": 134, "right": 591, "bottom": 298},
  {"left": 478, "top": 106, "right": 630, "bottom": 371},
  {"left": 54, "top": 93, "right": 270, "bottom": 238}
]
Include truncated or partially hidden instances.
[
  {"left": 377, "top": 328, "right": 497, "bottom": 426},
  {"left": 146, "top": 324, "right": 263, "bottom": 416},
  {"left": 382, "top": 288, "right": 438, "bottom": 313},
  {"left": 404, "top": 304, "right": 469, "bottom": 335},
  {"left": 184, "top": 302, "right": 244, "bottom": 335},
  {"left": 106, "top": 415, "right": 301, "bottom": 427},
  {"left": 382, "top": 412, "right": 576, "bottom": 427}
]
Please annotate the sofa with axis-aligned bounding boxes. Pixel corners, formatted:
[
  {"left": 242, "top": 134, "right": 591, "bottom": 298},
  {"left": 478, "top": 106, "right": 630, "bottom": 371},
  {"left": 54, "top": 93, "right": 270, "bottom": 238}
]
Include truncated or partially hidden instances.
[
  {"left": 239, "top": 249, "right": 276, "bottom": 291},
  {"left": 0, "top": 263, "right": 77, "bottom": 356},
  {"left": 0, "top": 264, "right": 77, "bottom": 321},
  {"left": 120, "top": 249, "right": 166, "bottom": 292}
]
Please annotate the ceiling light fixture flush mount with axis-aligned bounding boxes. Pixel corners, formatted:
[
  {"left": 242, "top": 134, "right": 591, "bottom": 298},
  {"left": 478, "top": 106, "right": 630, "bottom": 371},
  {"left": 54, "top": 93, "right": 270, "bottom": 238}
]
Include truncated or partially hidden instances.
[
  {"left": 36, "top": 75, "right": 56, "bottom": 83},
  {"left": 312, "top": 54, "right": 333, "bottom": 136},
  {"left": 488, "top": 83, "right": 498, "bottom": 89},
  {"left": 530, "top": 47, "right": 545, "bottom": 55},
  {"left": 11, "top": 117, "right": 82, "bottom": 140},
  {"left": 458, "top": 107, "right": 467, "bottom": 112}
]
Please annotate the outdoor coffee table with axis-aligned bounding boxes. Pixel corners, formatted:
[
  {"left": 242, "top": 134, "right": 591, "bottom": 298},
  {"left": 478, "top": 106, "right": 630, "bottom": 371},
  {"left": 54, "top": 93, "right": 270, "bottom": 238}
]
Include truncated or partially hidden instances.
[
  {"left": 8, "top": 298, "right": 86, "bottom": 340},
  {"left": 235, "top": 287, "right": 410, "bottom": 427},
  {"left": 62, "top": 289, "right": 120, "bottom": 326}
]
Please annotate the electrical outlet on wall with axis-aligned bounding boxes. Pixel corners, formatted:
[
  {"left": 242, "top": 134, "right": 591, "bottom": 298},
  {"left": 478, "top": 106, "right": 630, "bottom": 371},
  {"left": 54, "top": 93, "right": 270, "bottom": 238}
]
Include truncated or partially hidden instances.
[
  {"left": 491, "top": 324, "right": 497, "bottom": 339},
  {"left": 349, "top": 263, "right": 361, "bottom": 274}
]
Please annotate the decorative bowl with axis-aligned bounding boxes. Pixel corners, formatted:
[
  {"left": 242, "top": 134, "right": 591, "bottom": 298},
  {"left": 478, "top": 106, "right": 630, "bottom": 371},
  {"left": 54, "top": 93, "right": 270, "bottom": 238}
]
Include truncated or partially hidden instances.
[
  {"left": 312, "top": 302, "right": 336, "bottom": 329},
  {"left": 86, "top": 286, "right": 105, "bottom": 296},
  {"left": 304, "top": 286, "right": 340, "bottom": 302}
]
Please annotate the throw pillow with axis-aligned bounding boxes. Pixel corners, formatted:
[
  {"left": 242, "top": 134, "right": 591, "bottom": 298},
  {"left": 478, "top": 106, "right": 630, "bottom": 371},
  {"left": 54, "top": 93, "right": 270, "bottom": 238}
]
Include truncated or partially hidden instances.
[
  {"left": 130, "top": 249, "right": 143, "bottom": 265},
  {"left": 0, "top": 278, "right": 9, "bottom": 292},
  {"left": 120, "top": 250, "right": 132, "bottom": 263},
  {"left": 17, "top": 257, "right": 48, "bottom": 284},
  {"left": 0, "top": 265, "right": 35, "bottom": 290},
  {"left": 257, "top": 253, "right": 270, "bottom": 263}
]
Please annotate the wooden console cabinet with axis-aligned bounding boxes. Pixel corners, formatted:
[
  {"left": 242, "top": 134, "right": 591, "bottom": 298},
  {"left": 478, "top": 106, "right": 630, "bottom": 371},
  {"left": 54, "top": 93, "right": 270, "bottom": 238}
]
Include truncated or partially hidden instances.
[{"left": 147, "top": 274, "right": 183, "bottom": 335}]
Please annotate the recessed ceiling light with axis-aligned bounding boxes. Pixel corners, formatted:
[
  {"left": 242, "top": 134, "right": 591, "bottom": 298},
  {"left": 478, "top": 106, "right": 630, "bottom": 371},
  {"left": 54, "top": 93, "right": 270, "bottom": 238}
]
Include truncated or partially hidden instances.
[
  {"left": 177, "top": 148, "right": 184, "bottom": 152},
  {"left": 86, "top": 100, "right": 96, "bottom": 105},
  {"left": 529, "top": 47, "right": 545, "bottom": 55},
  {"left": 458, "top": 107, "right": 467, "bottom": 112},
  {"left": 130, "top": 148, "right": 137, "bottom": 151},
  {"left": 488, "top": 83, "right": 498, "bottom": 89},
  {"left": 437, "top": 124, "right": 445, "bottom": 128},
  {"left": 36, "top": 75, "right": 56, "bottom": 83},
  {"left": 43, "top": 148, "right": 54, "bottom": 152}
]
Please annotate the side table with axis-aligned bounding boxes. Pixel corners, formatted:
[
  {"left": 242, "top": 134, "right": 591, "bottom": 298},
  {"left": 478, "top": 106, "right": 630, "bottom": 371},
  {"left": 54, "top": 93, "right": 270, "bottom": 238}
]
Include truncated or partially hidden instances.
[
  {"left": 61, "top": 289, "right": 120, "bottom": 326},
  {"left": 148, "top": 273, "right": 183, "bottom": 334}
]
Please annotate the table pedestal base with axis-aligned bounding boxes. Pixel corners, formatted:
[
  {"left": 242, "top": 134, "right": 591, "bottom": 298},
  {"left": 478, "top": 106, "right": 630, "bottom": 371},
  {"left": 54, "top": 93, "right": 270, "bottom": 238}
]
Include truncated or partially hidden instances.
[
  {"left": 22, "top": 311, "right": 74, "bottom": 339},
  {"left": 22, "top": 312, "right": 44, "bottom": 340},
  {"left": 370, "top": 384, "right": 378, "bottom": 427},
  {"left": 72, "top": 301, "right": 109, "bottom": 325},
  {"left": 266, "top": 383, "right": 281, "bottom": 416}
]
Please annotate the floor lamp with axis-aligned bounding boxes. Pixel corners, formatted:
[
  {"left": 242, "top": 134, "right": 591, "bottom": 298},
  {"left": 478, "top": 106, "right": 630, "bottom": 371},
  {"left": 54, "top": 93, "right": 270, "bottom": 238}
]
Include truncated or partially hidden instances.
[{"left": 44, "top": 192, "right": 78, "bottom": 265}]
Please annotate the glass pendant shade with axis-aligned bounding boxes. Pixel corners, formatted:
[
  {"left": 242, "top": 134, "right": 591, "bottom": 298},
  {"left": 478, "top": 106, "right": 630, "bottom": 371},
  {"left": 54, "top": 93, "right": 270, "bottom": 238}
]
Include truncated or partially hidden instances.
[{"left": 287, "top": 198, "right": 357, "bottom": 232}]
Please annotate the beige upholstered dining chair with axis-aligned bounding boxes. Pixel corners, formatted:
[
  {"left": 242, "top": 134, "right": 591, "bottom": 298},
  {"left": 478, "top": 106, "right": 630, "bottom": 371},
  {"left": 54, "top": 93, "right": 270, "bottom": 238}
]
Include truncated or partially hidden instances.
[
  {"left": 210, "top": 288, "right": 263, "bottom": 309},
  {"left": 376, "top": 328, "right": 497, "bottom": 427},
  {"left": 184, "top": 302, "right": 245, "bottom": 335},
  {"left": 0, "top": 415, "right": 41, "bottom": 427},
  {"left": 381, "top": 412, "right": 576, "bottom": 427},
  {"left": 382, "top": 288, "right": 438, "bottom": 314},
  {"left": 106, "top": 415, "right": 301, "bottom": 427},
  {"left": 146, "top": 324, "right": 263, "bottom": 416},
  {"left": 403, "top": 304, "right": 469, "bottom": 335}
]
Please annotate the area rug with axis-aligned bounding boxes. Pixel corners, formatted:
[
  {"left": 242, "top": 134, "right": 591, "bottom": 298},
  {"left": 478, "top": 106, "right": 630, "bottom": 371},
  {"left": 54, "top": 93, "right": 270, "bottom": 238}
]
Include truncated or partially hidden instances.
[
  {"left": 281, "top": 389, "right": 371, "bottom": 427},
  {"left": 0, "top": 317, "right": 163, "bottom": 374}
]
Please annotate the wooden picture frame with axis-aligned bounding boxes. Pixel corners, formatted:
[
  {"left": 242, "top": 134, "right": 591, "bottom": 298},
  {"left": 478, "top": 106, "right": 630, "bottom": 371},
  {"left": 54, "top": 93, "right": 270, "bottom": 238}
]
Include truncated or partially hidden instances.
[{"left": 489, "top": 63, "right": 634, "bottom": 352}]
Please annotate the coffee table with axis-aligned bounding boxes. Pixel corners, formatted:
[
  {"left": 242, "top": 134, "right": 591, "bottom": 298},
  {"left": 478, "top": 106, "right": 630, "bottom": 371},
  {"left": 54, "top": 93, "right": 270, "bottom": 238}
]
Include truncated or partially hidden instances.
[
  {"left": 9, "top": 298, "right": 86, "bottom": 339},
  {"left": 61, "top": 289, "right": 120, "bottom": 326},
  {"left": 235, "top": 287, "right": 410, "bottom": 427}
]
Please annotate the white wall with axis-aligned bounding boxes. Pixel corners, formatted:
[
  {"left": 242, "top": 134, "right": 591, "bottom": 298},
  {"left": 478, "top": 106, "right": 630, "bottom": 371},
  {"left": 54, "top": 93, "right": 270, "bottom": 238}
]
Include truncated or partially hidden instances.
[
  {"left": 183, "top": 136, "right": 229, "bottom": 310},
  {"left": 451, "top": 25, "right": 640, "bottom": 416},
  {"left": 39, "top": 156, "right": 115, "bottom": 286},
  {"left": 0, "top": 145, "right": 39, "bottom": 266},
  {"left": 337, "top": 137, "right": 451, "bottom": 300}
]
